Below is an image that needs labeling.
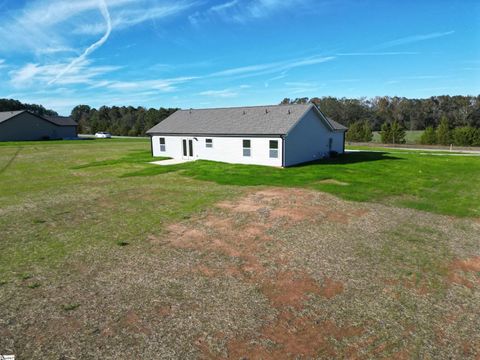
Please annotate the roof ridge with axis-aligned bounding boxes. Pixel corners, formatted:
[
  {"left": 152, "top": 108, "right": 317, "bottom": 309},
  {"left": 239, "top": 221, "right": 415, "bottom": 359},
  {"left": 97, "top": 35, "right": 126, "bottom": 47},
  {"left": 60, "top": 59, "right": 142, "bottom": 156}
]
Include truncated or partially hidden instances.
[{"left": 177, "top": 104, "right": 309, "bottom": 111}]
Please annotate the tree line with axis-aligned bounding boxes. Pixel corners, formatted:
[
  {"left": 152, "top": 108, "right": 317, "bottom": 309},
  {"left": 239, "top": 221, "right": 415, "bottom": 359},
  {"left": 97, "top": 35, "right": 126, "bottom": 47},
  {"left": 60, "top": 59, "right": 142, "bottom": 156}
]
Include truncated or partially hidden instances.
[
  {"left": 281, "top": 95, "right": 480, "bottom": 131},
  {"left": 420, "top": 117, "right": 480, "bottom": 146},
  {"left": 2, "top": 96, "right": 479, "bottom": 142},
  {"left": 0, "top": 98, "right": 58, "bottom": 116},
  {"left": 71, "top": 105, "right": 178, "bottom": 136}
]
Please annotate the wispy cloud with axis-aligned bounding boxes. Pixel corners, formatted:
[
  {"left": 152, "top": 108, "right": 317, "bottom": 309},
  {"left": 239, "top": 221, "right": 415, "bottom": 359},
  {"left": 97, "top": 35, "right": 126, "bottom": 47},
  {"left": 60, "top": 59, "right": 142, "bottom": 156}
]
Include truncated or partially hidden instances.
[
  {"left": 210, "top": 55, "right": 335, "bottom": 79},
  {"left": 190, "top": 0, "right": 303, "bottom": 24},
  {"left": 10, "top": 59, "right": 121, "bottom": 87},
  {"left": 199, "top": 89, "right": 239, "bottom": 98},
  {"left": 337, "top": 52, "right": 418, "bottom": 56},
  {"left": 49, "top": 0, "right": 112, "bottom": 84},
  {"left": 378, "top": 31, "right": 455, "bottom": 48},
  {"left": 0, "top": 0, "right": 197, "bottom": 54},
  {"left": 75, "top": 1, "right": 196, "bottom": 35}
]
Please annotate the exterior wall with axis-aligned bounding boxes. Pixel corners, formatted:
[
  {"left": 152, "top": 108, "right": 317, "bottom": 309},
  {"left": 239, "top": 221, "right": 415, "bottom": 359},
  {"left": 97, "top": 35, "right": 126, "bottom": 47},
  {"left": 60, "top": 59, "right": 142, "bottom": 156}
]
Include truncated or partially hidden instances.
[
  {"left": 0, "top": 112, "right": 77, "bottom": 141},
  {"left": 152, "top": 135, "right": 283, "bottom": 167},
  {"left": 284, "top": 108, "right": 345, "bottom": 166}
]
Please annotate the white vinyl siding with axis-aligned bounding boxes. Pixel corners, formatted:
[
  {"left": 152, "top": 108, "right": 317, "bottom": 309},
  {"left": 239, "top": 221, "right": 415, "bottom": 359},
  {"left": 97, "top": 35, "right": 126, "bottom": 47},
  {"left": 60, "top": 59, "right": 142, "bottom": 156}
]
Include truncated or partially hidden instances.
[{"left": 151, "top": 135, "right": 283, "bottom": 167}]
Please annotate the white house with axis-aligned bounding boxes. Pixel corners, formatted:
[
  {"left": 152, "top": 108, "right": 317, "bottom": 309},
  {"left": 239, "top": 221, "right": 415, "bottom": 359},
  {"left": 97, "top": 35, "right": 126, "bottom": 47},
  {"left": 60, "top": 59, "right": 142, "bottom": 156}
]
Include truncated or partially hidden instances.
[{"left": 146, "top": 103, "right": 347, "bottom": 167}]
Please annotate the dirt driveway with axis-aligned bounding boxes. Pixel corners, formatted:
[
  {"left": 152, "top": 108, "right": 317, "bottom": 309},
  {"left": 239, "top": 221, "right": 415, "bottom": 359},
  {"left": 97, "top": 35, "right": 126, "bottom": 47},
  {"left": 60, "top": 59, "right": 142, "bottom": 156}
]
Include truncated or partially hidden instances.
[{"left": 1, "top": 188, "right": 479, "bottom": 358}]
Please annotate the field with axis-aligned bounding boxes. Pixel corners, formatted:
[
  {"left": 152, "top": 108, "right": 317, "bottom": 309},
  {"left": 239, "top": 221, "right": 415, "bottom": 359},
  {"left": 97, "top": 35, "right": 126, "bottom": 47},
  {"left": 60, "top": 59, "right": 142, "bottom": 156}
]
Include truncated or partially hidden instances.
[
  {"left": 1, "top": 139, "right": 479, "bottom": 359},
  {"left": 372, "top": 130, "right": 424, "bottom": 144}
]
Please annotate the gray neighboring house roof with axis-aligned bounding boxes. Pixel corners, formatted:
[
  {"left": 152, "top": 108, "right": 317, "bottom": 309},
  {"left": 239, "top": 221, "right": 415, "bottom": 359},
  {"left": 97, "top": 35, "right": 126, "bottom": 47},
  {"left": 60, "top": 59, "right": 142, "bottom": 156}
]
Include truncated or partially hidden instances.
[
  {"left": 43, "top": 115, "right": 78, "bottom": 126},
  {"left": 0, "top": 110, "right": 77, "bottom": 126},
  {"left": 146, "top": 103, "right": 347, "bottom": 136},
  {"left": 0, "top": 110, "right": 25, "bottom": 124}
]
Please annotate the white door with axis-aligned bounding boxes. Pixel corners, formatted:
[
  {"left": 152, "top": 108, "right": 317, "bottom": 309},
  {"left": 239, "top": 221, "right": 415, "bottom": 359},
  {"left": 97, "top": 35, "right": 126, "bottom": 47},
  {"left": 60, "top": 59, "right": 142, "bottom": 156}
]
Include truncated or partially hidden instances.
[{"left": 181, "top": 138, "right": 194, "bottom": 160}]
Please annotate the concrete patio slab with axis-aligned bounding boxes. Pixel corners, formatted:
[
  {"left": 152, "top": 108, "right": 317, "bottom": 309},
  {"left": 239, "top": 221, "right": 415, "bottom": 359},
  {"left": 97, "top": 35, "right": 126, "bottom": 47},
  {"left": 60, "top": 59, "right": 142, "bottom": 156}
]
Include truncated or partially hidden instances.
[{"left": 149, "top": 159, "right": 193, "bottom": 166}]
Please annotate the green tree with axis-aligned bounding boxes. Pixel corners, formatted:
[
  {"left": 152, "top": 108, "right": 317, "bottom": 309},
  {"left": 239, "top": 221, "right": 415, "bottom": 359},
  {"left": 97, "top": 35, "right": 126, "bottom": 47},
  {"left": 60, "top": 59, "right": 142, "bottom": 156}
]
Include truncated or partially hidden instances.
[
  {"left": 420, "top": 127, "right": 436, "bottom": 145},
  {"left": 380, "top": 122, "right": 392, "bottom": 143},
  {"left": 436, "top": 116, "right": 451, "bottom": 145},
  {"left": 362, "top": 121, "right": 373, "bottom": 142},
  {"left": 452, "top": 127, "right": 480, "bottom": 146},
  {"left": 390, "top": 120, "right": 406, "bottom": 144},
  {"left": 345, "top": 121, "right": 364, "bottom": 142}
]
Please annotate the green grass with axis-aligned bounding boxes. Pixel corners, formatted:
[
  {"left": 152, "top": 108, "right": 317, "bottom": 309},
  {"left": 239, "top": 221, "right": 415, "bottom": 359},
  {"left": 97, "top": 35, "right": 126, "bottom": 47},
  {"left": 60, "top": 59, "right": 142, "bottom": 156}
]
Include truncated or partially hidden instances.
[
  {"left": 0, "top": 139, "right": 479, "bottom": 279},
  {"left": 0, "top": 139, "right": 240, "bottom": 278},
  {"left": 121, "top": 150, "right": 479, "bottom": 218},
  {"left": 372, "top": 130, "right": 424, "bottom": 144}
]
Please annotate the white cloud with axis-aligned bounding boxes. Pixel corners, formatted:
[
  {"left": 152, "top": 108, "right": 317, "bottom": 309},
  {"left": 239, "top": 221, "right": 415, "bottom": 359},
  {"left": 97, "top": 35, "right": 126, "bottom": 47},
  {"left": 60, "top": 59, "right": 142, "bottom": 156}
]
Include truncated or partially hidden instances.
[
  {"left": 337, "top": 52, "right": 418, "bottom": 56},
  {"left": 9, "top": 59, "right": 121, "bottom": 87},
  {"left": 75, "top": 1, "right": 196, "bottom": 35},
  {"left": 49, "top": 0, "right": 112, "bottom": 84},
  {"left": 210, "top": 55, "right": 335, "bottom": 79},
  {"left": 199, "top": 89, "right": 239, "bottom": 98},
  {"left": 190, "top": 0, "right": 302, "bottom": 24},
  {"left": 0, "top": 0, "right": 197, "bottom": 54},
  {"left": 378, "top": 31, "right": 455, "bottom": 48}
]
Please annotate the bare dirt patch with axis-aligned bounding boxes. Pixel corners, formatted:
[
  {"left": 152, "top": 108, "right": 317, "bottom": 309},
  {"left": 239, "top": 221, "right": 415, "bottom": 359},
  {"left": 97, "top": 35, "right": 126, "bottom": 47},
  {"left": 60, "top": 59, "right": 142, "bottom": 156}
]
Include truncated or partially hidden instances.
[
  {"left": 2, "top": 186, "right": 480, "bottom": 359},
  {"left": 318, "top": 179, "right": 350, "bottom": 186}
]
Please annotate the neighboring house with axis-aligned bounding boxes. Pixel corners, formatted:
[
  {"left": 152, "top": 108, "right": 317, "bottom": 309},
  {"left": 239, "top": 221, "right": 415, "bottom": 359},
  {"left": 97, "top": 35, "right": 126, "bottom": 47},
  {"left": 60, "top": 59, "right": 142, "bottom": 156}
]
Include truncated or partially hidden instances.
[
  {"left": 0, "top": 110, "right": 78, "bottom": 142},
  {"left": 147, "top": 103, "right": 347, "bottom": 167}
]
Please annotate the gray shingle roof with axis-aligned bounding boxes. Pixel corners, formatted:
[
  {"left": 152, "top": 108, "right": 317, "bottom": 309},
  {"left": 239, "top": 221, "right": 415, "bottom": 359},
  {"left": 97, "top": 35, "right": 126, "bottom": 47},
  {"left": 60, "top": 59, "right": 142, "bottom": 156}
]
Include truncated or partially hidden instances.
[
  {"left": 325, "top": 117, "right": 348, "bottom": 131},
  {"left": 0, "top": 110, "right": 77, "bottom": 127},
  {"left": 147, "top": 104, "right": 346, "bottom": 135},
  {"left": 43, "top": 115, "right": 77, "bottom": 126}
]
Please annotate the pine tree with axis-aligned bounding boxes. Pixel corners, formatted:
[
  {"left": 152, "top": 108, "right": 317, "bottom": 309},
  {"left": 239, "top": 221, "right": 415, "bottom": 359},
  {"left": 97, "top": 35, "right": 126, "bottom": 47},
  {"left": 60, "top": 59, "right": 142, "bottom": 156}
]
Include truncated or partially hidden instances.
[
  {"left": 390, "top": 120, "right": 406, "bottom": 144},
  {"left": 362, "top": 121, "right": 373, "bottom": 142},
  {"left": 436, "top": 116, "right": 451, "bottom": 145},
  {"left": 345, "top": 121, "right": 363, "bottom": 142},
  {"left": 420, "top": 127, "right": 436, "bottom": 144},
  {"left": 380, "top": 122, "right": 392, "bottom": 143}
]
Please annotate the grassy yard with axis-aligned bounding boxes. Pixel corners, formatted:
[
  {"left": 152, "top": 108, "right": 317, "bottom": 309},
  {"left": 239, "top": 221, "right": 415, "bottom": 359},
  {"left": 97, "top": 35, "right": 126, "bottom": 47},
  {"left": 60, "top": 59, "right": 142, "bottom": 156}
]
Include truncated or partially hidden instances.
[
  {"left": 372, "top": 130, "right": 424, "bottom": 144},
  {"left": 0, "top": 139, "right": 479, "bottom": 358}
]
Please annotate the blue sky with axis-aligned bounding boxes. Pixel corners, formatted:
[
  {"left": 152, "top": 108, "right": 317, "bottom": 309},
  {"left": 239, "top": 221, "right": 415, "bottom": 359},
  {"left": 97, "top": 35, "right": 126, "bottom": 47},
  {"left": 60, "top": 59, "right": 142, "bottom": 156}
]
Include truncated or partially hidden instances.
[{"left": 0, "top": 0, "right": 479, "bottom": 115}]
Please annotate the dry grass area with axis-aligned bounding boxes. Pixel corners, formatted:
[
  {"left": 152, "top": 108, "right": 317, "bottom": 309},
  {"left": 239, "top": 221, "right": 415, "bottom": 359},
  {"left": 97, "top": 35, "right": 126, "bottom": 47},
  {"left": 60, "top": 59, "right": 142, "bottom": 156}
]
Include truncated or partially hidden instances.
[{"left": 1, "top": 186, "right": 479, "bottom": 359}]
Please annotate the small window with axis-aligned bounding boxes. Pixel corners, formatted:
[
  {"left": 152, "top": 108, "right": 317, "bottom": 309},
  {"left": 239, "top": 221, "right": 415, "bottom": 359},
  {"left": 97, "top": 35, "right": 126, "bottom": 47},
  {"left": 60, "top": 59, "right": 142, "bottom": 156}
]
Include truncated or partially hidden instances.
[
  {"left": 206, "top": 138, "right": 213, "bottom": 148},
  {"left": 159, "top": 137, "right": 166, "bottom": 152},
  {"left": 243, "top": 139, "right": 251, "bottom": 157},
  {"left": 269, "top": 140, "right": 278, "bottom": 158}
]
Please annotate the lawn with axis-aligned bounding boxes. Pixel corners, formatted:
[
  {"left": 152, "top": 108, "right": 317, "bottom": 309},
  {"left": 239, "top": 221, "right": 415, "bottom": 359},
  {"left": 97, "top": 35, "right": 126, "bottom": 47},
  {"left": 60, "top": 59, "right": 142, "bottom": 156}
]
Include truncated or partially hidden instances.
[
  {"left": 0, "top": 139, "right": 479, "bottom": 359},
  {"left": 372, "top": 130, "right": 424, "bottom": 144}
]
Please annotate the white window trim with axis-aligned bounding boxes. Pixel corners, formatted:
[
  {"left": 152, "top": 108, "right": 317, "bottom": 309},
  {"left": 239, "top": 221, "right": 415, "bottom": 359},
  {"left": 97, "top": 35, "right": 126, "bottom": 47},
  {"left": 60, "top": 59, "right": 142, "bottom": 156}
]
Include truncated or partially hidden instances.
[
  {"left": 243, "top": 139, "right": 251, "bottom": 157},
  {"left": 159, "top": 137, "right": 166, "bottom": 152},
  {"left": 269, "top": 140, "right": 278, "bottom": 158}
]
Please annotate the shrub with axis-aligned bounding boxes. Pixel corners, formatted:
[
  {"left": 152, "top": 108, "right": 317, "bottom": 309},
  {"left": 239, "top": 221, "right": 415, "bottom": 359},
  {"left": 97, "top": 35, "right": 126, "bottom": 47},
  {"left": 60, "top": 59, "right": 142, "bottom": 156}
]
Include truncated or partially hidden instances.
[{"left": 452, "top": 127, "right": 480, "bottom": 146}]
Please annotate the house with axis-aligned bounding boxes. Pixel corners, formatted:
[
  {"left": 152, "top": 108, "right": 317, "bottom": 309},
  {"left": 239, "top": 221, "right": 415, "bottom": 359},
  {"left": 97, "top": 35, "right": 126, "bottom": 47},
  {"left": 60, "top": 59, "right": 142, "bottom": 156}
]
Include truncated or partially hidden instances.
[
  {"left": 0, "top": 110, "right": 78, "bottom": 142},
  {"left": 146, "top": 103, "right": 347, "bottom": 167}
]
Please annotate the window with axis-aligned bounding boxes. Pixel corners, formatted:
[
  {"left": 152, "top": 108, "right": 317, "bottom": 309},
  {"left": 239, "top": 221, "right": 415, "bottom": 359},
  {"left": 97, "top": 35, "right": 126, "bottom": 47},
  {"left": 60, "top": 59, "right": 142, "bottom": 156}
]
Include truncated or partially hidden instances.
[
  {"left": 243, "top": 139, "right": 251, "bottom": 157},
  {"left": 269, "top": 140, "right": 278, "bottom": 158},
  {"left": 206, "top": 138, "right": 213, "bottom": 148},
  {"left": 159, "top": 137, "right": 166, "bottom": 152}
]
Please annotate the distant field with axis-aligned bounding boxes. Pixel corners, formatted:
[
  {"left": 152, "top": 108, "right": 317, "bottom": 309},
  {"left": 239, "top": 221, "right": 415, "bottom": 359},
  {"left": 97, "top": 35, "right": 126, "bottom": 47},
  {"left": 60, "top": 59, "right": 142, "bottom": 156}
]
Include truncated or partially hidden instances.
[
  {"left": 372, "top": 130, "right": 424, "bottom": 144},
  {"left": 1, "top": 139, "right": 479, "bottom": 358}
]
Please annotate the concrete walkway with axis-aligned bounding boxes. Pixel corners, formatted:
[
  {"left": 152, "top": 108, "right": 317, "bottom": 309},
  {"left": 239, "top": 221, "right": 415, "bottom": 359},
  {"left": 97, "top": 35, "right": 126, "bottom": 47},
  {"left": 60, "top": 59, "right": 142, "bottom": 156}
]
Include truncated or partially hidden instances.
[{"left": 149, "top": 159, "right": 193, "bottom": 166}]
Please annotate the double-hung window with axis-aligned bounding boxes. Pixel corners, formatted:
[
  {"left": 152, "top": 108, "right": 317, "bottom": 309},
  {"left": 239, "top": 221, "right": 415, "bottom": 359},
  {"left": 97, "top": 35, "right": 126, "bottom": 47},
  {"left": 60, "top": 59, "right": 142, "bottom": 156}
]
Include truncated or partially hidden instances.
[
  {"left": 159, "top": 137, "right": 166, "bottom": 152},
  {"left": 243, "top": 140, "right": 251, "bottom": 157},
  {"left": 269, "top": 140, "right": 278, "bottom": 158},
  {"left": 206, "top": 138, "right": 213, "bottom": 148}
]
